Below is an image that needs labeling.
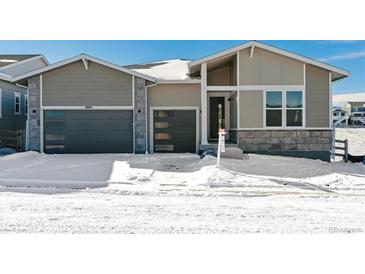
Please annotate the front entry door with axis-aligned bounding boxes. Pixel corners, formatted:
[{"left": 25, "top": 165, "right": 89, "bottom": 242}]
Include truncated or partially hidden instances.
[{"left": 209, "top": 97, "right": 225, "bottom": 139}]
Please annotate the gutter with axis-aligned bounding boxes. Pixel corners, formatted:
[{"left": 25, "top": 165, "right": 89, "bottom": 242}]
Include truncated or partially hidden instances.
[{"left": 145, "top": 82, "right": 158, "bottom": 154}]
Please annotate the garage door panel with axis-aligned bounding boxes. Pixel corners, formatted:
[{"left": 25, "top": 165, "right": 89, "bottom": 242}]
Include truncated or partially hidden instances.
[
  {"left": 44, "top": 110, "right": 133, "bottom": 153},
  {"left": 153, "top": 109, "right": 196, "bottom": 153}
]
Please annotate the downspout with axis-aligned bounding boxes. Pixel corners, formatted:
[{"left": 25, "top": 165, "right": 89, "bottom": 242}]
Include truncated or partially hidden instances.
[
  {"left": 16, "top": 83, "right": 29, "bottom": 151},
  {"left": 145, "top": 82, "right": 157, "bottom": 154}
]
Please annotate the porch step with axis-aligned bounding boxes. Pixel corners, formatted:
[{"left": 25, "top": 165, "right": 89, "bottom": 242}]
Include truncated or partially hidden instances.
[{"left": 199, "top": 143, "right": 244, "bottom": 160}]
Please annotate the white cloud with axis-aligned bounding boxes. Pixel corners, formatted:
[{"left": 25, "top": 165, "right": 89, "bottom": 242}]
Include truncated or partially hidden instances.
[{"left": 319, "top": 50, "right": 365, "bottom": 62}]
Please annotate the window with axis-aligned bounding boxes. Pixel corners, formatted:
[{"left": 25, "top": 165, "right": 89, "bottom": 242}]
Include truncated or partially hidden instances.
[
  {"left": 46, "top": 133, "right": 65, "bottom": 141},
  {"left": 155, "top": 110, "right": 173, "bottom": 118},
  {"left": 265, "top": 91, "right": 283, "bottom": 127},
  {"left": 265, "top": 90, "right": 304, "bottom": 128},
  {"left": 286, "top": 91, "right": 303, "bottom": 127},
  {"left": 14, "top": 92, "right": 21, "bottom": 115},
  {"left": 155, "top": 144, "right": 174, "bottom": 151},
  {"left": 155, "top": 122, "right": 170, "bottom": 129},
  {"left": 155, "top": 133, "right": 171, "bottom": 140},
  {"left": 24, "top": 94, "right": 28, "bottom": 116}
]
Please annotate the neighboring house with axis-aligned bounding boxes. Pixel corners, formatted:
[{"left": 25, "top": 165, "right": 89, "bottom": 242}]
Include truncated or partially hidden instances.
[
  {"left": 333, "top": 100, "right": 365, "bottom": 127},
  {"left": 332, "top": 107, "right": 348, "bottom": 126},
  {"left": 12, "top": 41, "right": 350, "bottom": 161},
  {"left": 0, "top": 55, "right": 48, "bottom": 150}
]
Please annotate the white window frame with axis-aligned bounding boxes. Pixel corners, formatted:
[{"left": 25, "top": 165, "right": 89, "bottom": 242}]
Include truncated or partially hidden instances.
[
  {"left": 24, "top": 94, "right": 28, "bottom": 116},
  {"left": 264, "top": 90, "right": 305, "bottom": 129},
  {"left": 14, "top": 92, "right": 21, "bottom": 115}
]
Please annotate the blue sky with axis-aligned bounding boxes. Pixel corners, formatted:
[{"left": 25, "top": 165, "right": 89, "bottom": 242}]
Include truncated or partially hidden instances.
[{"left": 0, "top": 40, "right": 363, "bottom": 94}]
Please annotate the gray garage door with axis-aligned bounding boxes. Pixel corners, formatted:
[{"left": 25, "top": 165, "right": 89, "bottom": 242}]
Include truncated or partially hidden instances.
[
  {"left": 153, "top": 109, "right": 196, "bottom": 153},
  {"left": 44, "top": 110, "right": 133, "bottom": 153}
]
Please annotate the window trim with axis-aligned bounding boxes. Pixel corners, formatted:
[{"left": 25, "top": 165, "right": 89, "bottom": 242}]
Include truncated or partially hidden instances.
[
  {"left": 14, "top": 92, "right": 21, "bottom": 115},
  {"left": 263, "top": 90, "right": 305, "bottom": 129}
]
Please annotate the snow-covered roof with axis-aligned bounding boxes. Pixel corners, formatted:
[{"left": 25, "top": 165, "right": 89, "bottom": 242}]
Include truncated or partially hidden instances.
[
  {"left": 333, "top": 92, "right": 365, "bottom": 107},
  {"left": 126, "top": 59, "right": 192, "bottom": 81}
]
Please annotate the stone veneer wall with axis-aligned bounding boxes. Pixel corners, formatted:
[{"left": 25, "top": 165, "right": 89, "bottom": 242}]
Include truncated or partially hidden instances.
[
  {"left": 27, "top": 75, "right": 41, "bottom": 151},
  {"left": 230, "top": 129, "right": 332, "bottom": 160},
  {"left": 134, "top": 77, "right": 147, "bottom": 153}
]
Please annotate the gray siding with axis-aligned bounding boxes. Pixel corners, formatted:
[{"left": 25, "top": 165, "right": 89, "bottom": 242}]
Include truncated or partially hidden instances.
[
  {"left": 239, "top": 48, "right": 303, "bottom": 85},
  {"left": 0, "top": 58, "right": 47, "bottom": 77},
  {"left": 42, "top": 61, "right": 133, "bottom": 106},
  {"left": 306, "top": 65, "right": 330, "bottom": 127},
  {"left": 0, "top": 80, "right": 27, "bottom": 130},
  {"left": 239, "top": 90, "right": 263, "bottom": 128}
]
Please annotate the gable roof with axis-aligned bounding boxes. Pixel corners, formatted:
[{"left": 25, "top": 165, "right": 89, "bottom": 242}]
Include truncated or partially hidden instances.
[
  {"left": 0, "top": 72, "right": 11, "bottom": 81},
  {"left": 126, "top": 59, "right": 192, "bottom": 81},
  {"left": 188, "top": 41, "right": 350, "bottom": 81},
  {"left": 0, "top": 54, "right": 44, "bottom": 68},
  {"left": 12, "top": 54, "right": 157, "bottom": 83}
]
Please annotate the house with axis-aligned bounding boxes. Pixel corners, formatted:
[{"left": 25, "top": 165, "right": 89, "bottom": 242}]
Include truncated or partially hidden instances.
[
  {"left": 332, "top": 107, "right": 348, "bottom": 126},
  {"left": 12, "top": 41, "right": 350, "bottom": 161},
  {"left": 0, "top": 55, "right": 48, "bottom": 150},
  {"left": 332, "top": 97, "right": 365, "bottom": 127}
]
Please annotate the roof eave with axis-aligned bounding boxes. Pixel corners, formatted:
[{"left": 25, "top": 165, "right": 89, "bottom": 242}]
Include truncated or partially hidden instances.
[
  {"left": 12, "top": 54, "right": 157, "bottom": 83},
  {"left": 188, "top": 40, "right": 350, "bottom": 80}
]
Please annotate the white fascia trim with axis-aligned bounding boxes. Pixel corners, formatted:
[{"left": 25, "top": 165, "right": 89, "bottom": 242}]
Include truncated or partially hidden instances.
[
  {"left": 189, "top": 41, "right": 350, "bottom": 79},
  {"left": 230, "top": 128, "right": 332, "bottom": 131},
  {"left": 149, "top": 106, "right": 200, "bottom": 154},
  {"left": 207, "top": 85, "right": 304, "bottom": 91},
  {"left": 42, "top": 106, "right": 134, "bottom": 110},
  {"left": 0, "top": 55, "right": 49, "bottom": 72},
  {"left": 12, "top": 54, "right": 157, "bottom": 83},
  {"left": 156, "top": 79, "right": 201, "bottom": 84},
  {"left": 0, "top": 72, "right": 11, "bottom": 81}
]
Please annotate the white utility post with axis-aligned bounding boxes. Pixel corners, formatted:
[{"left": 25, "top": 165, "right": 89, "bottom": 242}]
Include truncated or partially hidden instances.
[{"left": 216, "top": 129, "right": 226, "bottom": 167}]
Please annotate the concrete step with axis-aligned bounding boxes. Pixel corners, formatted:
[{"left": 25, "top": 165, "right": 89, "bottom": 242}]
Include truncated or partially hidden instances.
[
  {"left": 221, "top": 147, "right": 244, "bottom": 160},
  {"left": 200, "top": 143, "right": 243, "bottom": 160}
]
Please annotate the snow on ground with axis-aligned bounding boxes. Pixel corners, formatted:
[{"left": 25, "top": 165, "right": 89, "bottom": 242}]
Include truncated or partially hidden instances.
[
  {"left": 335, "top": 128, "right": 365, "bottom": 155},
  {"left": 0, "top": 152, "right": 364, "bottom": 233}
]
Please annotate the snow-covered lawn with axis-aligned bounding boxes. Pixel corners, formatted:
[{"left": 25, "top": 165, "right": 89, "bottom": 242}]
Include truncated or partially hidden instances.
[
  {"left": 335, "top": 128, "right": 365, "bottom": 155},
  {"left": 0, "top": 152, "right": 364, "bottom": 233}
]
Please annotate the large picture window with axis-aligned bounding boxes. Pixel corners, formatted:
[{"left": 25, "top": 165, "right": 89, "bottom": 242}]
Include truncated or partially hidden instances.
[{"left": 265, "top": 90, "right": 304, "bottom": 128}]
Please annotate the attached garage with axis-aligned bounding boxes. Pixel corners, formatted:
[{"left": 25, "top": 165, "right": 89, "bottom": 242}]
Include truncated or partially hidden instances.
[
  {"left": 152, "top": 109, "right": 198, "bottom": 153},
  {"left": 44, "top": 110, "right": 133, "bottom": 153}
]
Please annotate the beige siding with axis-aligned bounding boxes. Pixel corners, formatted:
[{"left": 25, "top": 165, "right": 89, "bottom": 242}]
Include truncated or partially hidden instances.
[
  {"left": 306, "top": 65, "right": 330, "bottom": 127},
  {"left": 147, "top": 83, "right": 201, "bottom": 152},
  {"left": 239, "top": 48, "right": 303, "bottom": 85},
  {"left": 229, "top": 92, "right": 237, "bottom": 128},
  {"left": 148, "top": 84, "right": 200, "bottom": 107},
  {"left": 239, "top": 90, "right": 263, "bottom": 128},
  {"left": 207, "top": 66, "right": 231, "bottom": 86},
  {"left": 42, "top": 61, "right": 133, "bottom": 106}
]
